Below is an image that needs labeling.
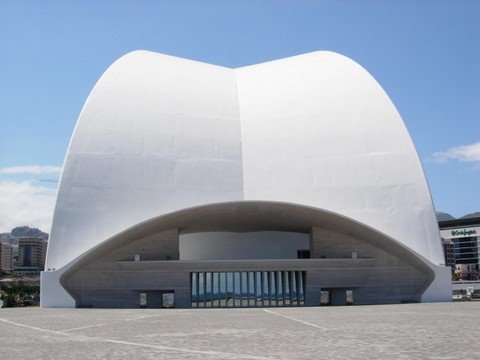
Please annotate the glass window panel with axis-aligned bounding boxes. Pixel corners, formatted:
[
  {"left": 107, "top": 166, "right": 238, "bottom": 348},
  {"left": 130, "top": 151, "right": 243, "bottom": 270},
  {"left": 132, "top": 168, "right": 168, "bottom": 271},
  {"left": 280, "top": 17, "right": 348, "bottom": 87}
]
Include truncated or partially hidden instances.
[
  {"left": 290, "top": 271, "right": 297, "bottom": 305},
  {"left": 197, "top": 272, "right": 200, "bottom": 307},
  {"left": 255, "top": 272, "right": 262, "bottom": 306},
  {"left": 270, "top": 272, "right": 276, "bottom": 306},
  {"left": 206, "top": 272, "right": 212, "bottom": 307},
  {"left": 241, "top": 272, "right": 248, "bottom": 307},
  {"left": 198, "top": 272, "right": 205, "bottom": 308},
  {"left": 219, "top": 272, "right": 226, "bottom": 307},
  {"left": 296, "top": 271, "right": 301, "bottom": 305},
  {"left": 262, "top": 272, "right": 268, "bottom": 307},
  {"left": 294, "top": 271, "right": 299, "bottom": 305},
  {"left": 284, "top": 271, "right": 290, "bottom": 306},
  {"left": 213, "top": 272, "right": 219, "bottom": 307},
  {"left": 191, "top": 273, "right": 197, "bottom": 307},
  {"left": 248, "top": 272, "right": 255, "bottom": 306},
  {"left": 227, "top": 272, "right": 234, "bottom": 307},
  {"left": 276, "top": 271, "right": 283, "bottom": 306},
  {"left": 289, "top": 271, "right": 294, "bottom": 306},
  {"left": 234, "top": 272, "right": 241, "bottom": 307},
  {"left": 300, "top": 271, "right": 306, "bottom": 305},
  {"left": 291, "top": 272, "right": 296, "bottom": 304},
  {"left": 204, "top": 272, "right": 208, "bottom": 307}
]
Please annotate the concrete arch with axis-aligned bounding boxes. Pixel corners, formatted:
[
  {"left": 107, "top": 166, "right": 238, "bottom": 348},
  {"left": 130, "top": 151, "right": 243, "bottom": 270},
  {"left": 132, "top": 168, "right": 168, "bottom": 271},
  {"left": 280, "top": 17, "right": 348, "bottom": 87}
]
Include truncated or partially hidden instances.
[{"left": 58, "top": 201, "right": 436, "bottom": 307}]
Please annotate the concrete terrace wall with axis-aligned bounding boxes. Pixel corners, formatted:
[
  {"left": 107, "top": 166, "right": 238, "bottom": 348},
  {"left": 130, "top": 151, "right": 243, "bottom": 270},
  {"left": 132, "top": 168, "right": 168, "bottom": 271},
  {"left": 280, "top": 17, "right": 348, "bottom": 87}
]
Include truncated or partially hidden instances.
[
  {"left": 63, "top": 228, "right": 428, "bottom": 308},
  {"left": 308, "top": 227, "right": 427, "bottom": 305}
]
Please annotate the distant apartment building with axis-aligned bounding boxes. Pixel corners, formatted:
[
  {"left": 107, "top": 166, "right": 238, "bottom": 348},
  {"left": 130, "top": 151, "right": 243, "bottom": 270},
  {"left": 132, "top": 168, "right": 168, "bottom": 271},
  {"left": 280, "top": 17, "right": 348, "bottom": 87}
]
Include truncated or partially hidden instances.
[
  {"left": 439, "top": 217, "right": 480, "bottom": 280},
  {"left": 0, "top": 242, "right": 14, "bottom": 272},
  {"left": 18, "top": 237, "right": 47, "bottom": 271}
]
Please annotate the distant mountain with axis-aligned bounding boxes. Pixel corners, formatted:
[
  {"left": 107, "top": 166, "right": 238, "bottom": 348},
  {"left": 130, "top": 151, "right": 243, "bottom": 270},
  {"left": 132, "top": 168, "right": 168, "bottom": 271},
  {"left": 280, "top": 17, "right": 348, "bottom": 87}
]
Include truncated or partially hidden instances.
[
  {"left": 0, "top": 233, "right": 17, "bottom": 245},
  {"left": 10, "top": 226, "right": 49, "bottom": 240},
  {"left": 436, "top": 211, "right": 480, "bottom": 222},
  {"left": 460, "top": 212, "right": 480, "bottom": 219},
  {"left": 436, "top": 212, "right": 456, "bottom": 221}
]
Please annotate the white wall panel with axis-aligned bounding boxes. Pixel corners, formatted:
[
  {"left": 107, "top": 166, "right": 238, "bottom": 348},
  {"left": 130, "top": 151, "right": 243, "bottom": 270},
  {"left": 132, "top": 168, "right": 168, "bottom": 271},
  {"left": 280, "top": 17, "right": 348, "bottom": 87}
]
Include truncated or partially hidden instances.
[
  {"left": 236, "top": 51, "right": 443, "bottom": 265},
  {"left": 46, "top": 51, "right": 243, "bottom": 269}
]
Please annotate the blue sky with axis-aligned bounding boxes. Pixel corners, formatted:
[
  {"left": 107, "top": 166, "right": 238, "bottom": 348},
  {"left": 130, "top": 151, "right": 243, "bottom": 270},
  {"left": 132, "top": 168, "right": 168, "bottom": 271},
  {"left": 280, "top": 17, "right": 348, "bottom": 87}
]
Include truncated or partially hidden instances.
[{"left": 0, "top": 0, "right": 479, "bottom": 232}]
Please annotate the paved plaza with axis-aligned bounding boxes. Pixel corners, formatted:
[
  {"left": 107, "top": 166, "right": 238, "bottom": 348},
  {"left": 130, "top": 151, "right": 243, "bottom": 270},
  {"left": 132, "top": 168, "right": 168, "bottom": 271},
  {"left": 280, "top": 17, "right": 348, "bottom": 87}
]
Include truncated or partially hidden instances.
[{"left": 1, "top": 302, "right": 479, "bottom": 359}]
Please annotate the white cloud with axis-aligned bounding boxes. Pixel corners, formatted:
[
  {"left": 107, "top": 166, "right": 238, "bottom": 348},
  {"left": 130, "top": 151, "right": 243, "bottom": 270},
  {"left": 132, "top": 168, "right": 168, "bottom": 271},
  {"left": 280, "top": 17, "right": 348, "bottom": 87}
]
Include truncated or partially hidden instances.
[
  {"left": 432, "top": 142, "right": 480, "bottom": 165},
  {"left": 0, "top": 180, "right": 57, "bottom": 233},
  {"left": 0, "top": 165, "right": 62, "bottom": 175}
]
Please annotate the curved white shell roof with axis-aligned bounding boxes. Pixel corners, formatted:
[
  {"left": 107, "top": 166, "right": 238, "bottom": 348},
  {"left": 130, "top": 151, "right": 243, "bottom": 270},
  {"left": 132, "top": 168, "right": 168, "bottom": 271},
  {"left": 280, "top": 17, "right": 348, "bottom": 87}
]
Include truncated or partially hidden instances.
[{"left": 46, "top": 50, "right": 443, "bottom": 270}]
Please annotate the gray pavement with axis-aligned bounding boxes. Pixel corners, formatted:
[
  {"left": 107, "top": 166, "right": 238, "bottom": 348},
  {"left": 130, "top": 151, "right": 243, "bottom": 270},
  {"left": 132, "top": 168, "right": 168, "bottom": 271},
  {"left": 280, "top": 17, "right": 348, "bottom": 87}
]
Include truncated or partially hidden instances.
[{"left": 0, "top": 302, "right": 479, "bottom": 359}]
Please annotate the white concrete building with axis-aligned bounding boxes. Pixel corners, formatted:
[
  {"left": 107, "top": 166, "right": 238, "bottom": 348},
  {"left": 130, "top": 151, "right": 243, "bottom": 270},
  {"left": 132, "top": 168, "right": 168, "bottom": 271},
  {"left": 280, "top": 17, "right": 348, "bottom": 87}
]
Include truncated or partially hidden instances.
[{"left": 41, "top": 51, "right": 451, "bottom": 308}]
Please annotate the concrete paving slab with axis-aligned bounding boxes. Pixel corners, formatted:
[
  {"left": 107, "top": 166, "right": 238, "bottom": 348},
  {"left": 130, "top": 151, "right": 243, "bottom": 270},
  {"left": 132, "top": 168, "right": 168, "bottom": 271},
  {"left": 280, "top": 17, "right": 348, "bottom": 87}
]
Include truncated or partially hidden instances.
[{"left": 1, "top": 302, "right": 479, "bottom": 359}]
